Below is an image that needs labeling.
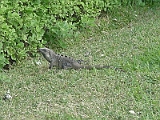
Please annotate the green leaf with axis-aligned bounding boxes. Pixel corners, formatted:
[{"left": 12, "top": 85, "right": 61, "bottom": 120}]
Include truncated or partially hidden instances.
[{"left": 17, "top": 42, "right": 24, "bottom": 48}]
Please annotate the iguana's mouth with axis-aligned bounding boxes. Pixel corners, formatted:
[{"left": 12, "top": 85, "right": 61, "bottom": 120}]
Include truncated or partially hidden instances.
[
  {"left": 37, "top": 48, "right": 41, "bottom": 52},
  {"left": 38, "top": 48, "right": 44, "bottom": 53}
]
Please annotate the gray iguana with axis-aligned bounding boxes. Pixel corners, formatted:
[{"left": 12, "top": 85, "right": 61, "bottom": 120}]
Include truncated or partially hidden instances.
[{"left": 39, "top": 48, "right": 124, "bottom": 71}]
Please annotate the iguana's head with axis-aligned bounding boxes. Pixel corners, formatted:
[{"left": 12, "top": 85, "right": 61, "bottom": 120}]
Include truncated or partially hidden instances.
[
  {"left": 39, "top": 48, "right": 52, "bottom": 62},
  {"left": 39, "top": 48, "right": 49, "bottom": 53}
]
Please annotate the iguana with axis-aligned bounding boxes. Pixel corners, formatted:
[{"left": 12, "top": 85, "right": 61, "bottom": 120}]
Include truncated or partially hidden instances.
[{"left": 39, "top": 48, "right": 124, "bottom": 71}]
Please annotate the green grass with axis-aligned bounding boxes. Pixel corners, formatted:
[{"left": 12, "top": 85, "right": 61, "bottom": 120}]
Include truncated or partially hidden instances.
[{"left": 0, "top": 6, "right": 160, "bottom": 120}]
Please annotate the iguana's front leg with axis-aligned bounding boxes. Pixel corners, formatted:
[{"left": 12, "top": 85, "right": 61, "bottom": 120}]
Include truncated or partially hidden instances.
[
  {"left": 49, "top": 59, "right": 57, "bottom": 69},
  {"left": 49, "top": 60, "right": 54, "bottom": 69}
]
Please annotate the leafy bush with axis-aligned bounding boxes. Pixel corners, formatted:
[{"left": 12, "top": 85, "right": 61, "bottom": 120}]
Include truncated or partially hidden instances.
[
  {"left": 0, "top": 0, "right": 120, "bottom": 69},
  {"left": 43, "top": 21, "right": 78, "bottom": 48}
]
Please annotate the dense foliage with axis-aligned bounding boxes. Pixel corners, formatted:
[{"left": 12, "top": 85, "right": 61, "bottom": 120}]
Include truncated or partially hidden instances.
[{"left": 0, "top": 0, "right": 156, "bottom": 68}]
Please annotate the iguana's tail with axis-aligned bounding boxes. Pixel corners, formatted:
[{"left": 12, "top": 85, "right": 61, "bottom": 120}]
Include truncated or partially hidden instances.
[
  {"left": 81, "top": 65, "right": 124, "bottom": 72},
  {"left": 82, "top": 65, "right": 109, "bottom": 69}
]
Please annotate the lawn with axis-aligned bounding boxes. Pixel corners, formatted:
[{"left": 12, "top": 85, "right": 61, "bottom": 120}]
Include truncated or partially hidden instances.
[{"left": 0, "top": 6, "right": 160, "bottom": 120}]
